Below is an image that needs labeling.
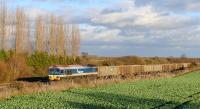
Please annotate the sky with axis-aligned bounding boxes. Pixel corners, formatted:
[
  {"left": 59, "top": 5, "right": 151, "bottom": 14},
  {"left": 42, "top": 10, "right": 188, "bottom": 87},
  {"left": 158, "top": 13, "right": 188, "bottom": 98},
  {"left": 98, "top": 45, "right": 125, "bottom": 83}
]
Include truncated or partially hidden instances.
[{"left": 7, "top": 0, "right": 200, "bottom": 57}]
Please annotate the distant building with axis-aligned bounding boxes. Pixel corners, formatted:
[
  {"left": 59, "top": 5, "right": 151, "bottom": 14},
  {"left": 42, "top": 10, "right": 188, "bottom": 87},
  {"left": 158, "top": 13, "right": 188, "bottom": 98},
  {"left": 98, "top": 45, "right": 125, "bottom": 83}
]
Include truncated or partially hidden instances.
[{"left": 81, "top": 52, "right": 88, "bottom": 57}]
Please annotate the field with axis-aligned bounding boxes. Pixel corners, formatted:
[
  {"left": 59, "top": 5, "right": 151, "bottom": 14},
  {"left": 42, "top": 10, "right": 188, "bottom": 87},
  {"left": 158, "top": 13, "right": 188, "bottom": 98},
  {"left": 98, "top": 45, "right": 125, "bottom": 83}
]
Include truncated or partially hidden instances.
[{"left": 1, "top": 71, "right": 200, "bottom": 109}]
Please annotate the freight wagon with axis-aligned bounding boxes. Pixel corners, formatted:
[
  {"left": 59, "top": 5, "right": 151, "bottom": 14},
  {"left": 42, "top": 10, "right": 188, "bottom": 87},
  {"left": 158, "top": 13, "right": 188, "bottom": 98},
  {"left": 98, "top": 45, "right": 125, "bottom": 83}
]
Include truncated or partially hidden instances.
[{"left": 48, "top": 63, "right": 190, "bottom": 80}]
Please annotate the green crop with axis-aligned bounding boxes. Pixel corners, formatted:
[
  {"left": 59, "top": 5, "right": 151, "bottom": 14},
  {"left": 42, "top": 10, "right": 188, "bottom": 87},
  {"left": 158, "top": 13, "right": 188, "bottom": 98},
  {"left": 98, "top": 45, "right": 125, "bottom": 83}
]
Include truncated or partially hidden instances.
[{"left": 1, "top": 71, "right": 200, "bottom": 109}]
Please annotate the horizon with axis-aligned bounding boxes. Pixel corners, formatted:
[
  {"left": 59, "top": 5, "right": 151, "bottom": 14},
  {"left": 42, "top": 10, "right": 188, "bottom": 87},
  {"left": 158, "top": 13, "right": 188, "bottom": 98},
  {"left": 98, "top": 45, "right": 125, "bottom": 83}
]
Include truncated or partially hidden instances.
[{"left": 5, "top": 0, "right": 200, "bottom": 57}]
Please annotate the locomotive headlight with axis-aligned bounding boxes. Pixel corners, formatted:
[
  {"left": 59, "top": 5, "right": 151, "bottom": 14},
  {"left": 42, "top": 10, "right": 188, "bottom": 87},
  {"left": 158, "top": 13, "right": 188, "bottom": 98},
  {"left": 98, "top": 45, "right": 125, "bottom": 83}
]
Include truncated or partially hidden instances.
[
  {"left": 110, "top": 68, "right": 113, "bottom": 71},
  {"left": 49, "top": 76, "right": 54, "bottom": 81}
]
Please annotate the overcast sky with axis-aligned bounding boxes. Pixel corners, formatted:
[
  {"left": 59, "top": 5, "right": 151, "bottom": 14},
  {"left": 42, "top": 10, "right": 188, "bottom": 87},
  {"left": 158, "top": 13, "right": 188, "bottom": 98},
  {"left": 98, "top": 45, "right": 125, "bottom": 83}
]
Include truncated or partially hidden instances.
[{"left": 8, "top": 0, "right": 200, "bottom": 57}]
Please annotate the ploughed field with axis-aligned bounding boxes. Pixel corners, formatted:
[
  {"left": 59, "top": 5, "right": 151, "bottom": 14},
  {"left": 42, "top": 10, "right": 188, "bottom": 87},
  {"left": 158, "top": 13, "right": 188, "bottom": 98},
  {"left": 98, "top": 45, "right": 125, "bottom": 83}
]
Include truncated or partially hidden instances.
[{"left": 1, "top": 71, "right": 200, "bottom": 109}]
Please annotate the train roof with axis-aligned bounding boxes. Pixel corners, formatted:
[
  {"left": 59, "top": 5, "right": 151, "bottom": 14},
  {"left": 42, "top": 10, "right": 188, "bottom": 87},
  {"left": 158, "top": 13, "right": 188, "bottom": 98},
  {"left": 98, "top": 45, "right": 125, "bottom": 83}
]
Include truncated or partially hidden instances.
[{"left": 49, "top": 64, "right": 96, "bottom": 69}]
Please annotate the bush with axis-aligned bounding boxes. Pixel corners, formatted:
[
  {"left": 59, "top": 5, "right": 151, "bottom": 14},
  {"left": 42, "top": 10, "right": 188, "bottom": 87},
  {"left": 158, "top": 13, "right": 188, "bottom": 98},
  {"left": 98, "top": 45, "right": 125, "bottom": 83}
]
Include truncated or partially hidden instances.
[
  {"left": 0, "top": 55, "right": 32, "bottom": 83},
  {"left": 27, "top": 52, "right": 49, "bottom": 68},
  {"left": 0, "top": 61, "right": 9, "bottom": 83},
  {"left": 0, "top": 50, "right": 7, "bottom": 60},
  {"left": 8, "top": 55, "right": 34, "bottom": 80},
  {"left": 27, "top": 52, "right": 81, "bottom": 68},
  {"left": 0, "top": 50, "right": 14, "bottom": 61},
  {"left": 74, "top": 57, "right": 81, "bottom": 64}
]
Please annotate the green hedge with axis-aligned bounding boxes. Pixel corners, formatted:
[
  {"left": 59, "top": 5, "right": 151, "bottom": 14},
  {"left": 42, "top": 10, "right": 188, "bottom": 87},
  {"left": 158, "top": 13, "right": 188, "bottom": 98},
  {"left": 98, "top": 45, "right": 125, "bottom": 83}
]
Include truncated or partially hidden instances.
[
  {"left": 27, "top": 52, "right": 81, "bottom": 68},
  {"left": 0, "top": 50, "right": 14, "bottom": 61}
]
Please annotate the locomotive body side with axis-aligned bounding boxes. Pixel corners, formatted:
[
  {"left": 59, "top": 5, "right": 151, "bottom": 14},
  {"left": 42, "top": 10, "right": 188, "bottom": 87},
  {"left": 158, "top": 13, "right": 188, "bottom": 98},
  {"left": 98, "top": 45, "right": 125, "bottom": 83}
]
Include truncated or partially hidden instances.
[{"left": 48, "top": 65, "right": 98, "bottom": 81}]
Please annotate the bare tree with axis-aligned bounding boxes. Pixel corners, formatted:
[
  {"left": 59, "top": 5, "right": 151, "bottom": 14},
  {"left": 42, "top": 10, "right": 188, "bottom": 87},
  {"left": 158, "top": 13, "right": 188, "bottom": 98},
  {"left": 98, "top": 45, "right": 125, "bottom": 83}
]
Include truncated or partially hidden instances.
[
  {"left": 35, "top": 16, "right": 45, "bottom": 52},
  {"left": 71, "top": 24, "right": 80, "bottom": 59},
  {"left": 76, "top": 25, "right": 81, "bottom": 57},
  {"left": 49, "top": 14, "right": 56, "bottom": 55},
  {"left": 43, "top": 16, "right": 49, "bottom": 53},
  {"left": 0, "top": 4, "right": 81, "bottom": 56},
  {"left": 0, "top": 1, "right": 7, "bottom": 50},
  {"left": 26, "top": 19, "right": 33, "bottom": 55},
  {"left": 57, "top": 17, "right": 65, "bottom": 56},
  {"left": 64, "top": 24, "right": 69, "bottom": 56},
  {"left": 15, "top": 7, "right": 26, "bottom": 54}
]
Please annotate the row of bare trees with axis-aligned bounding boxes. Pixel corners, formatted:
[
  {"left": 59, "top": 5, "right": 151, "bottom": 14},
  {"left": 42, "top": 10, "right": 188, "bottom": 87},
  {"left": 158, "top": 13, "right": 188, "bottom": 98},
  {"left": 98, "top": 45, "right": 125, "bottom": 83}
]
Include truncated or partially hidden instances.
[{"left": 0, "top": 1, "right": 80, "bottom": 57}]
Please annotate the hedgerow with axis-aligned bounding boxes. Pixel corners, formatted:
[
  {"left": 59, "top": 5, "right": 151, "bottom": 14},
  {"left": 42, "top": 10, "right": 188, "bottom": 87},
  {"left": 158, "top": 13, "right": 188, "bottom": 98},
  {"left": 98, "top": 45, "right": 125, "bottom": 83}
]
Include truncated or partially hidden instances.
[{"left": 27, "top": 52, "right": 81, "bottom": 68}]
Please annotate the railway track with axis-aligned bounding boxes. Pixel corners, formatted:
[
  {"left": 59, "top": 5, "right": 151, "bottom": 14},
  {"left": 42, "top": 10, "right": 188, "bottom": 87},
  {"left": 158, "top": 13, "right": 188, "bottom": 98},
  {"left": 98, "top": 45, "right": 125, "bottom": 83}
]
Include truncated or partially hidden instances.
[
  {"left": 0, "top": 83, "right": 12, "bottom": 89},
  {"left": 173, "top": 67, "right": 200, "bottom": 78},
  {"left": 0, "top": 67, "right": 199, "bottom": 90}
]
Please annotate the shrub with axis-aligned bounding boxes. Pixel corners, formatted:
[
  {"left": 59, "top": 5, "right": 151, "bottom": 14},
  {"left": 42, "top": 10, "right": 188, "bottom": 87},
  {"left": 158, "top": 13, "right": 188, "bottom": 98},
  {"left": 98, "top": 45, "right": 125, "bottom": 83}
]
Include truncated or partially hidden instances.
[
  {"left": 27, "top": 52, "right": 81, "bottom": 68},
  {"left": 8, "top": 55, "right": 33, "bottom": 80},
  {"left": 0, "top": 50, "right": 14, "bottom": 61},
  {"left": 74, "top": 57, "right": 81, "bottom": 64},
  {"left": 0, "top": 50, "right": 7, "bottom": 60},
  {"left": 0, "top": 61, "right": 9, "bottom": 83},
  {"left": 27, "top": 52, "right": 50, "bottom": 68}
]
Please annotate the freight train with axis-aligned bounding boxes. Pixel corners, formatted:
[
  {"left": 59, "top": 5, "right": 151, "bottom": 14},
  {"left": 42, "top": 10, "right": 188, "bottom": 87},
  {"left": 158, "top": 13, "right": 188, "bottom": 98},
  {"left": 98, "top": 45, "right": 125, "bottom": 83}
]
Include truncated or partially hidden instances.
[{"left": 48, "top": 63, "right": 190, "bottom": 81}]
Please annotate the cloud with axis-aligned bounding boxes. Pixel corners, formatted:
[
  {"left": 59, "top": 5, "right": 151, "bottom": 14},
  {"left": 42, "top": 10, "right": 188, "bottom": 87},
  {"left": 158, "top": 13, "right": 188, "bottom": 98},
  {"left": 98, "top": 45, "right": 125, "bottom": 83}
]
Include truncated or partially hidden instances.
[
  {"left": 7, "top": 0, "right": 200, "bottom": 56},
  {"left": 187, "top": 2, "right": 200, "bottom": 11},
  {"left": 25, "top": 8, "right": 50, "bottom": 19},
  {"left": 85, "top": 1, "right": 199, "bottom": 30},
  {"left": 81, "top": 24, "right": 122, "bottom": 42},
  {"left": 76, "top": 0, "right": 200, "bottom": 56}
]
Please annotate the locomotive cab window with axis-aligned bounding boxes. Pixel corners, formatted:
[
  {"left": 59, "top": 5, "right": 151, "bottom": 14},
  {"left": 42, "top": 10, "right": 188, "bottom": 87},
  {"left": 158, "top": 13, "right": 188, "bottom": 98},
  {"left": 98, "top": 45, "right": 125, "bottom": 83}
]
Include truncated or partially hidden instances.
[
  {"left": 48, "top": 68, "right": 61, "bottom": 75},
  {"left": 60, "top": 70, "right": 64, "bottom": 74}
]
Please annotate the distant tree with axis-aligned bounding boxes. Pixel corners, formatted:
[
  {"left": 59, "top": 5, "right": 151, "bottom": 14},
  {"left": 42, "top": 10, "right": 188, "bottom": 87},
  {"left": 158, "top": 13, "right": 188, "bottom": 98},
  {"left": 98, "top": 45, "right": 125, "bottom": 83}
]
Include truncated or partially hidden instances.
[
  {"left": 181, "top": 54, "right": 187, "bottom": 62},
  {"left": 0, "top": 1, "right": 8, "bottom": 50},
  {"left": 81, "top": 52, "right": 88, "bottom": 57},
  {"left": 181, "top": 54, "right": 187, "bottom": 59}
]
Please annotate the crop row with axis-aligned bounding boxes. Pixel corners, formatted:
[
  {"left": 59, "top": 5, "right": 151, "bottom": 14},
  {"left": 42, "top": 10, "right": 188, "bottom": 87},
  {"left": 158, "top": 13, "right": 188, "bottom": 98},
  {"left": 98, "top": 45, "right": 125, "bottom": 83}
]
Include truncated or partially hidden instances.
[{"left": 0, "top": 71, "right": 200, "bottom": 109}]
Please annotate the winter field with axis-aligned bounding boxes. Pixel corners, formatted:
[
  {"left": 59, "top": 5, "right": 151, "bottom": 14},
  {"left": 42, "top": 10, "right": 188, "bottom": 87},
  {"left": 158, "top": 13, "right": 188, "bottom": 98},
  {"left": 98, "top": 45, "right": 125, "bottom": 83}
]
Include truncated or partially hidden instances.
[{"left": 0, "top": 71, "right": 200, "bottom": 109}]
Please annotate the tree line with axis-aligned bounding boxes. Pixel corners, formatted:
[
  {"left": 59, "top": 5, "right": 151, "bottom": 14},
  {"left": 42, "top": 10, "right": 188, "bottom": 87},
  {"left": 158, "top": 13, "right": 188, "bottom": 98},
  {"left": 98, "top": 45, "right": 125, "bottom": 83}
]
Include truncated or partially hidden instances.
[{"left": 0, "top": 1, "right": 80, "bottom": 58}]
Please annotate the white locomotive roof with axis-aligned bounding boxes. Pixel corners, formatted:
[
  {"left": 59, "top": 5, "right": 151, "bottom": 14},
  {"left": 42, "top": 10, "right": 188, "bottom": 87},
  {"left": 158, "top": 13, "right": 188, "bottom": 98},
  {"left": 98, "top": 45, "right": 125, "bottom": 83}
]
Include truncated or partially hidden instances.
[{"left": 49, "top": 66, "right": 95, "bottom": 70}]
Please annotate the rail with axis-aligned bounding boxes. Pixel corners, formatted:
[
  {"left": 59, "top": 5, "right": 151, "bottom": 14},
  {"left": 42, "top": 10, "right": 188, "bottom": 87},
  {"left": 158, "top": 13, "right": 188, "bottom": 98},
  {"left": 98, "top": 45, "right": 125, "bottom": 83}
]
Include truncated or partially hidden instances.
[{"left": 0, "top": 83, "right": 11, "bottom": 89}]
